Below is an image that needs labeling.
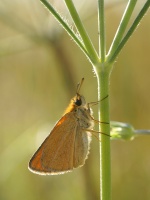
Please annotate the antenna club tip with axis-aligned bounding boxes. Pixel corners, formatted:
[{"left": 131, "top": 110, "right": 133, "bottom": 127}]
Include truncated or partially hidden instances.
[
  {"left": 81, "top": 77, "right": 84, "bottom": 84},
  {"left": 76, "top": 78, "right": 85, "bottom": 94}
]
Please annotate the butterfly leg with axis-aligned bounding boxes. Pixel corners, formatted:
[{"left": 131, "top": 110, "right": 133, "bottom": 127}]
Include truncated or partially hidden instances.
[{"left": 83, "top": 128, "right": 110, "bottom": 137}]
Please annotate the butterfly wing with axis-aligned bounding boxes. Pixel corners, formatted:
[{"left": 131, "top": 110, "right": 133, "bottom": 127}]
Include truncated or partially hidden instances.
[
  {"left": 73, "top": 128, "right": 92, "bottom": 168},
  {"left": 29, "top": 112, "right": 78, "bottom": 175}
]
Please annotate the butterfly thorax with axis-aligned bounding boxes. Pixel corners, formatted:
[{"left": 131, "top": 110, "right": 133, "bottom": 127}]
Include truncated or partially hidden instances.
[{"left": 74, "top": 94, "right": 94, "bottom": 129}]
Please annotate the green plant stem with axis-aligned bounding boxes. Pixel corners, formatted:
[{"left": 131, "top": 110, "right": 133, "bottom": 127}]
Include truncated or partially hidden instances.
[
  {"left": 107, "top": 0, "right": 137, "bottom": 59},
  {"left": 98, "top": 0, "right": 105, "bottom": 62},
  {"left": 95, "top": 65, "right": 112, "bottom": 200},
  {"left": 40, "top": 0, "right": 91, "bottom": 61},
  {"left": 64, "top": 0, "right": 99, "bottom": 63},
  {"left": 107, "top": 0, "right": 150, "bottom": 64},
  {"left": 38, "top": 1, "right": 150, "bottom": 200}
]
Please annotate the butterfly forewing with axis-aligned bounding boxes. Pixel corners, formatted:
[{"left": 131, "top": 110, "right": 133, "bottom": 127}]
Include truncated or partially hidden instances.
[{"left": 29, "top": 112, "right": 82, "bottom": 174}]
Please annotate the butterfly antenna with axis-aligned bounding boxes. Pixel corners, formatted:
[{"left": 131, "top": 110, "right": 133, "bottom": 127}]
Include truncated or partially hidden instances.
[{"left": 76, "top": 78, "right": 84, "bottom": 94}]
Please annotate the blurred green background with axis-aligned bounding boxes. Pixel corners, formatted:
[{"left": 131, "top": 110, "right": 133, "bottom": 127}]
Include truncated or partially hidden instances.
[{"left": 0, "top": 1, "right": 150, "bottom": 200}]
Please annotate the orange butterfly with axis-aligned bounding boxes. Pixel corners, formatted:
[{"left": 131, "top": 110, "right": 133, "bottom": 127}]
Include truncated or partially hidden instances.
[{"left": 28, "top": 78, "right": 108, "bottom": 175}]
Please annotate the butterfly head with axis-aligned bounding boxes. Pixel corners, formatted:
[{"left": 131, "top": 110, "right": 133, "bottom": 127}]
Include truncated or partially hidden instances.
[
  {"left": 74, "top": 77, "right": 86, "bottom": 107},
  {"left": 73, "top": 93, "right": 86, "bottom": 107}
]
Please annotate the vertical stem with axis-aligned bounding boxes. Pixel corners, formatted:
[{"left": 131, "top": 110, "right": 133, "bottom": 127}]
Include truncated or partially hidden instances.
[
  {"left": 96, "top": 67, "right": 111, "bottom": 200},
  {"left": 98, "top": 0, "right": 106, "bottom": 62}
]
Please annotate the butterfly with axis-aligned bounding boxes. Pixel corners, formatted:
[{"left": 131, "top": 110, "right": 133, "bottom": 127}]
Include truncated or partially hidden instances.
[{"left": 28, "top": 78, "right": 108, "bottom": 175}]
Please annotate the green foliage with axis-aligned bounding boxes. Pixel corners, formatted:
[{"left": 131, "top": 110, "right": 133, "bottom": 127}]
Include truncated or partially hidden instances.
[
  {"left": 41, "top": 0, "right": 150, "bottom": 200},
  {"left": 39, "top": 0, "right": 150, "bottom": 200}
]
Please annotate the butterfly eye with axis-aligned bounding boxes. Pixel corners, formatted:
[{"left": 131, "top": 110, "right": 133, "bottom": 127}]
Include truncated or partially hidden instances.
[{"left": 75, "top": 97, "right": 82, "bottom": 106}]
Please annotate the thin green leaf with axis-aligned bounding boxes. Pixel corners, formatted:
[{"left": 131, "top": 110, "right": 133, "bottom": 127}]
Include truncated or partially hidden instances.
[
  {"left": 107, "top": 0, "right": 150, "bottom": 64},
  {"left": 107, "top": 0, "right": 137, "bottom": 61},
  {"left": 64, "top": 0, "right": 99, "bottom": 63},
  {"left": 40, "top": 0, "right": 92, "bottom": 61}
]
